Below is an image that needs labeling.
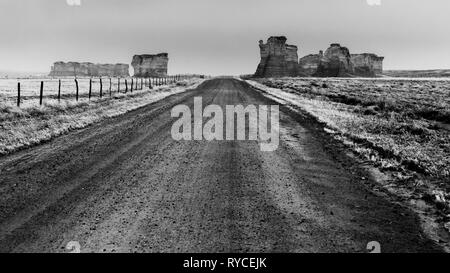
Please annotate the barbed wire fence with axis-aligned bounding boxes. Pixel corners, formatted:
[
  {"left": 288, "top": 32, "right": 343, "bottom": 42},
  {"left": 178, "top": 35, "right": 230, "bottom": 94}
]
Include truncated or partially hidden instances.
[{"left": 0, "top": 74, "right": 202, "bottom": 107}]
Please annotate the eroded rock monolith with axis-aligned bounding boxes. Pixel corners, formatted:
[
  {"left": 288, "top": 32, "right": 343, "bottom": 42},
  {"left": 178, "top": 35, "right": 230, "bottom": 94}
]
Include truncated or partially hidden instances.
[
  {"left": 131, "top": 53, "right": 168, "bottom": 77},
  {"left": 298, "top": 51, "right": 323, "bottom": 76},
  {"left": 298, "top": 44, "right": 384, "bottom": 77},
  {"left": 254, "top": 36, "right": 299, "bottom": 77},
  {"left": 49, "top": 62, "right": 129, "bottom": 77},
  {"left": 351, "top": 53, "right": 384, "bottom": 77},
  {"left": 314, "top": 43, "right": 354, "bottom": 77}
]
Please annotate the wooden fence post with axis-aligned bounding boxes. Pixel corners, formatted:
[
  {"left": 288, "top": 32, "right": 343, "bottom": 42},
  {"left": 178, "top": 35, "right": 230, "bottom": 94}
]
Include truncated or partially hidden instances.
[
  {"left": 100, "top": 78, "right": 103, "bottom": 98},
  {"left": 89, "top": 78, "right": 92, "bottom": 100},
  {"left": 39, "top": 81, "right": 44, "bottom": 105},
  {"left": 141, "top": 78, "right": 143, "bottom": 90},
  {"left": 109, "top": 78, "right": 112, "bottom": 97},
  {"left": 75, "top": 79, "right": 79, "bottom": 101},
  {"left": 17, "top": 82, "right": 20, "bottom": 107},
  {"left": 125, "top": 79, "right": 128, "bottom": 93},
  {"left": 131, "top": 78, "right": 133, "bottom": 92},
  {"left": 58, "top": 79, "right": 61, "bottom": 102},
  {"left": 118, "top": 78, "right": 120, "bottom": 93}
]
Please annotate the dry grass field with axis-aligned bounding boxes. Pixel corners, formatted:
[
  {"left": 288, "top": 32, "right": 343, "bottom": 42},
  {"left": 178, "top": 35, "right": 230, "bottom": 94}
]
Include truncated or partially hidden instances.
[
  {"left": 0, "top": 77, "right": 163, "bottom": 107},
  {"left": 0, "top": 78, "right": 203, "bottom": 156},
  {"left": 248, "top": 77, "right": 449, "bottom": 212}
]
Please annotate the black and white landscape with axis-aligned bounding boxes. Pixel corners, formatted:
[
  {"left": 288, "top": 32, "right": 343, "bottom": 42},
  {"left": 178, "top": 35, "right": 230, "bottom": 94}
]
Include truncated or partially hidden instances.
[{"left": 0, "top": 0, "right": 449, "bottom": 254}]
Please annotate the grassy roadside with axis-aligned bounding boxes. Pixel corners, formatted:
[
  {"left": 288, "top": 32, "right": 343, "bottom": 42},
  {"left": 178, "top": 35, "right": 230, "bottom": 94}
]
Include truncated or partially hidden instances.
[
  {"left": 246, "top": 78, "right": 450, "bottom": 215},
  {"left": 0, "top": 79, "right": 203, "bottom": 156}
]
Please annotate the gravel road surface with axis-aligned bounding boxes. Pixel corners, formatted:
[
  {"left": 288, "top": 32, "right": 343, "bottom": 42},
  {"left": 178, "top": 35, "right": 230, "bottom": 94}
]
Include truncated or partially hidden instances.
[{"left": 0, "top": 78, "right": 442, "bottom": 253}]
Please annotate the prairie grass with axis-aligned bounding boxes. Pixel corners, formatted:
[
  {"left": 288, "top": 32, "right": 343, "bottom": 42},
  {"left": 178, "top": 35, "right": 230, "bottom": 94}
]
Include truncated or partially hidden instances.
[
  {"left": 0, "top": 79, "right": 202, "bottom": 156},
  {"left": 248, "top": 78, "right": 450, "bottom": 181}
]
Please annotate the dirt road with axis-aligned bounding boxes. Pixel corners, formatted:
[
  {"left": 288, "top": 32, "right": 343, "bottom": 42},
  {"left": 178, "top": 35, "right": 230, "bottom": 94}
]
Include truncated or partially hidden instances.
[{"left": 0, "top": 78, "right": 443, "bottom": 253}]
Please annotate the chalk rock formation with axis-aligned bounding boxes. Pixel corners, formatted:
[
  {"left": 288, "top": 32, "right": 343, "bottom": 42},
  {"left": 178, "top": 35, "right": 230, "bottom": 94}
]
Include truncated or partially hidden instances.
[
  {"left": 298, "top": 51, "right": 323, "bottom": 76},
  {"left": 315, "top": 43, "right": 354, "bottom": 77},
  {"left": 131, "top": 54, "right": 168, "bottom": 77},
  {"left": 254, "top": 36, "right": 299, "bottom": 77},
  {"left": 351, "top": 53, "right": 384, "bottom": 76},
  {"left": 298, "top": 47, "right": 384, "bottom": 77},
  {"left": 254, "top": 37, "right": 385, "bottom": 78},
  {"left": 49, "top": 62, "right": 129, "bottom": 77}
]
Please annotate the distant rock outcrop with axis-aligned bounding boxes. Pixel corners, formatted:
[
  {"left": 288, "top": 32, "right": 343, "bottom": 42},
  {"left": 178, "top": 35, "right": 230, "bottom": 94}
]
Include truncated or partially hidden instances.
[
  {"left": 254, "top": 36, "right": 298, "bottom": 77},
  {"left": 131, "top": 54, "right": 168, "bottom": 77},
  {"left": 256, "top": 37, "right": 384, "bottom": 78},
  {"left": 49, "top": 62, "right": 129, "bottom": 77},
  {"left": 314, "top": 43, "right": 354, "bottom": 77},
  {"left": 298, "top": 51, "right": 323, "bottom": 76},
  {"left": 351, "top": 53, "right": 384, "bottom": 76}
]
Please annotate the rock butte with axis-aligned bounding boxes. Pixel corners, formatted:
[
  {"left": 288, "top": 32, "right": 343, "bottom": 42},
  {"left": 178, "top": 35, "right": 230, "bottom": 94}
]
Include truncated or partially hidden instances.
[
  {"left": 49, "top": 62, "right": 129, "bottom": 77},
  {"left": 255, "top": 37, "right": 299, "bottom": 77},
  {"left": 298, "top": 51, "right": 323, "bottom": 77},
  {"left": 132, "top": 53, "right": 169, "bottom": 77},
  {"left": 351, "top": 53, "right": 384, "bottom": 77},
  {"left": 255, "top": 37, "right": 384, "bottom": 78},
  {"left": 314, "top": 43, "right": 354, "bottom": 77}
]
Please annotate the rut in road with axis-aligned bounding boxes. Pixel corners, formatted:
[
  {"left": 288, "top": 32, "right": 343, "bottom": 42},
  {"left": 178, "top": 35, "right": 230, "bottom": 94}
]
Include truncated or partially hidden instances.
[{"left": 0, "top": 78, "right": 443, "bottom": 253}]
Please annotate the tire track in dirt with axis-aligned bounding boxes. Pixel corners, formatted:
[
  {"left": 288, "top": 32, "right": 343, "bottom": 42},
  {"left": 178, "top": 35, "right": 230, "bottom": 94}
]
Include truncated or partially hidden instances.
[{"left": 0, "top": 78, "right": 444, "bottom": 252}]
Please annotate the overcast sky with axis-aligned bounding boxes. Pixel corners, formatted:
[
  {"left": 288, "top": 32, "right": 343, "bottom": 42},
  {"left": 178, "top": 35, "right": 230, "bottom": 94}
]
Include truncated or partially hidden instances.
[{"left": 0, "top": 0, "right": 449, "bottom": 75}]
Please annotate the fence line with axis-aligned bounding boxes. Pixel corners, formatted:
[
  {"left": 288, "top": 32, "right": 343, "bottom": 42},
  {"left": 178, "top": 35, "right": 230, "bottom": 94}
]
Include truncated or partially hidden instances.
[{"left": 10, "top": 75, "right": 199, "bottom": 107}]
